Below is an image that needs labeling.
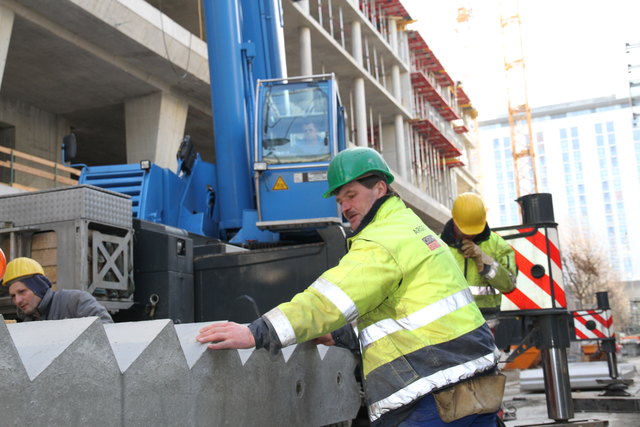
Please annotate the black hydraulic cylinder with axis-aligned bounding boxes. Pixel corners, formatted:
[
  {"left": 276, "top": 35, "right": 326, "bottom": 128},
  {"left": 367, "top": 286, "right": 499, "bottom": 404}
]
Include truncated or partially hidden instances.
[
  {"left": 517, "top": 193, "right": 555, "bottom": 224},
  {"left": 596, "top": 291, "right": 610, "bottom": 310}
]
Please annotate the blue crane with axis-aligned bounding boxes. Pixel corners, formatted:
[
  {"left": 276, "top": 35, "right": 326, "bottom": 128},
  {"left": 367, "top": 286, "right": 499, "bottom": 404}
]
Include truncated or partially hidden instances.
[{"left": 75, "top": 0, "right": 346, "bottom": 244}]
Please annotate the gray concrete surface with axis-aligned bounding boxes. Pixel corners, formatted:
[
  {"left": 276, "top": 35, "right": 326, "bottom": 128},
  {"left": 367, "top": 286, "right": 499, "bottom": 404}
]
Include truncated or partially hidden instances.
[
  {"left": 503, "top": 356, "right": 640, "bottom": 426},
  {"left": 0, "top": 315, "right": 361, "bottom": 426}
]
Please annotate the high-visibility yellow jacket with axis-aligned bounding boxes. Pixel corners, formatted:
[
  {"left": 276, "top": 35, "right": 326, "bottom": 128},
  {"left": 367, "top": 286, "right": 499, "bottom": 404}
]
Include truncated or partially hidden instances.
[
  {"left": 441, "top": 219, "right": 517, "bottom": 310},
  {"left": 263, "top": 197, "right": 499, "bottom": 425}
]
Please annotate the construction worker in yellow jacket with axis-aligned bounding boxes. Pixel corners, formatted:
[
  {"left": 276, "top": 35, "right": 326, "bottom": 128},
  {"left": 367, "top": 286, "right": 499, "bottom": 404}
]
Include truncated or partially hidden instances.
[
  {"left": 440, "top": 193, "right": 517, "bottom": 321},
  {"left": 197, "top": 148, "right": 502, "bottom": 426}
]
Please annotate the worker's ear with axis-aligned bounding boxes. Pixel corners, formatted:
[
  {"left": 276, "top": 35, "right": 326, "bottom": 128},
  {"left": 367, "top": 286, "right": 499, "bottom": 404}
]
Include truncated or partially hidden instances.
[{"left": 374, "top": 180, "right": 387, "bottom": 198}]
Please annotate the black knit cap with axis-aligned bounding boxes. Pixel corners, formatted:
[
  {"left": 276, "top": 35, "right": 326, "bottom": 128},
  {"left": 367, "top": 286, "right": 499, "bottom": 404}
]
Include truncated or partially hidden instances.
[{"left": 20, "top": 274, "right": 52, "bottom": 299}]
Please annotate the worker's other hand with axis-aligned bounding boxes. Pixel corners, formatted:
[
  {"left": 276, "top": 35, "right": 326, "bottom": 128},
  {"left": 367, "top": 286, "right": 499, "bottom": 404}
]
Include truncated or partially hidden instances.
[
  {"left": 460, "top": 240, "right": 493, "bottom": 272},
  {"left": 196, "top": 321, "right": 256, "bottom": 350},
  {"left": 314, "top": 333, "right": 336, "bottom": 346}
]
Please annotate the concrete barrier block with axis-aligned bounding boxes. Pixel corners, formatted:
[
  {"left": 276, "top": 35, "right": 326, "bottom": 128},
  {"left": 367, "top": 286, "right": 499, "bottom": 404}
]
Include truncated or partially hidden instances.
[
  {"left": 0, "top": 315, "right": 31, "bottom": 423},
  {"left": 1, "top": 316, "right": 361, "bottom": 426},
  {"left": 188, "top": 343, "right": 284, "bottom": 426},
  {"left": 5, "top": 316, "right": 121, "bottom": 426},
  {"left": 187, "top": 339, "right": 360, "bottom": 426},
  {"left": 174, "top": 321, "right": 218, "bottom": 369},
  {"left": 298, "top": 343, "right": 361, "bottom": 425},
  {"left": 105, "top": 319, "right": 191, "bottom": 426}
]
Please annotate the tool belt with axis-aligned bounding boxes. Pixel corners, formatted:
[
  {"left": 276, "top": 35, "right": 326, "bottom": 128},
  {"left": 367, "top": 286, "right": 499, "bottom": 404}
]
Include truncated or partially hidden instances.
[{"left": 433, "top": 372, "right": 506, "bottom": 423}]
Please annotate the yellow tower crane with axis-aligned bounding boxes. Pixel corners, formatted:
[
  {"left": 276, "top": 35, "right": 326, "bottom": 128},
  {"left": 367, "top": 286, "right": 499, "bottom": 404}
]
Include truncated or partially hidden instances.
[{"left": 500, "top": 0, "right": 538, "bottom": 198}]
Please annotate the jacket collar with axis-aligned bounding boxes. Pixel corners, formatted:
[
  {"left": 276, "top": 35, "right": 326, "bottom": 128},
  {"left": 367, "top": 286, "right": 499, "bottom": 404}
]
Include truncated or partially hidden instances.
[
  {"left": 348, "top": 194, "right": 397, "bottom": 238},
  {"left": 37, "top": 287, "right": 54, "bottom": 317}
]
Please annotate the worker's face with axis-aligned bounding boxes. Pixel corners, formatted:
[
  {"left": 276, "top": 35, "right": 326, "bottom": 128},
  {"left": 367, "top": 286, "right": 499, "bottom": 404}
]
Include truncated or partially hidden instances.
[
  {"left": 453, "top": 223, "right": 478, "bottom": 241},
  {"left": 336, "top": 179, "right": 387, "bottom": 230},
  {"left": 303, "top": 123, "right": 318, "bottom": 143},
  {"left": 8, "top": 281, "right": 41, "bottom": 315}
]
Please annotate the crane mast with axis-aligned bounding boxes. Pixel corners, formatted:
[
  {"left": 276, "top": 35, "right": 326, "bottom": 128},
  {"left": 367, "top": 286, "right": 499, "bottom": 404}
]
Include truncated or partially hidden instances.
[{"left": 500, "top": 0, "right": 538, "bottom": 199}]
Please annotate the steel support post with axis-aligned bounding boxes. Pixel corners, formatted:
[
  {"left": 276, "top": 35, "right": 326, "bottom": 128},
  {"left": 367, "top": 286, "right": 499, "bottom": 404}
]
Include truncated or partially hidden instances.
[
  {"left": 538, "top": 312, "right": 574, "bottom": 421},
  {"left": 596, "top": 291, "right": 620, "bottom": 379}
]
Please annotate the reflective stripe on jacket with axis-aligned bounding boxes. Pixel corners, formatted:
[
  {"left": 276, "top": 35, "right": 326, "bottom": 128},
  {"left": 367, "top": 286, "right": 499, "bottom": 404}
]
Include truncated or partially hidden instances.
[
  {"left": 442, "top": 221, "right": 517, "bottom": 309},
  {"left": 264, "top": 197, "right": 498, "bottom": 424}
]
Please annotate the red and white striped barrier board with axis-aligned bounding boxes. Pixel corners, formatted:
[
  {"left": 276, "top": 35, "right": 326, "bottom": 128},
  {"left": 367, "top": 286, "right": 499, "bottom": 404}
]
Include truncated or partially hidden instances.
[
  {"left": 495, "top": 225, "right": 566, "bottom": 311},
  {"left": 571, "top": 309, "right": 614, "bottom": 340}
]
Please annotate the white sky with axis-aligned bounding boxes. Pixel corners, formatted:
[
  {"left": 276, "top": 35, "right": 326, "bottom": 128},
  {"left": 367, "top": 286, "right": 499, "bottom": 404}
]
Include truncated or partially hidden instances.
[{"left": 402, "top": 0, "right": 640, "bottom": 120}]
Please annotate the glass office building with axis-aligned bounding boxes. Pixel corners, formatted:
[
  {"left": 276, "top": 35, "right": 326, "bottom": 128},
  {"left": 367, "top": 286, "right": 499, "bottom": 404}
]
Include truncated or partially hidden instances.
[{"left": 479, "top": 96, "right": 640, "bottom": 281}]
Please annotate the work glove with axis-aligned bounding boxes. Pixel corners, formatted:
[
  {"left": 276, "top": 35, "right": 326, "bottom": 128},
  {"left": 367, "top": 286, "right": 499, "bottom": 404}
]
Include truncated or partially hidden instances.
[{"left": 460, "top": 240, "right": 495, "bottom": 275}]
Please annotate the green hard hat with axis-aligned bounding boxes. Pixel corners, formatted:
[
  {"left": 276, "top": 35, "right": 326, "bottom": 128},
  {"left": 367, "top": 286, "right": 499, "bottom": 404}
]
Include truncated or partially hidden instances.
[{"left": 322, "top": 147, "right": 394, "bottom": 198}]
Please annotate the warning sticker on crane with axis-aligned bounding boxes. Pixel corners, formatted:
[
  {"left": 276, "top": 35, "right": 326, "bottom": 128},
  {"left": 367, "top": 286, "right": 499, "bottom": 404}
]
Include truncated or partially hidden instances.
[
  {"left": 571, "top": 309, "right": 614, "bottom": 340},
  {"left": 272, "top": 176, "right": 288, "bottom": 190},
  {"left": 495, "top": 225, "right": 566, "bottom": 311},
  {"left": 293, "top": 171, "right": 327, "bottom": 183}
]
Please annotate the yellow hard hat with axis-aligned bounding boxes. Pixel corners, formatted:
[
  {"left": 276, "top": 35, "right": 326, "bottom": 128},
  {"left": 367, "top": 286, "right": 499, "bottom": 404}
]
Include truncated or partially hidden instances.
[
  {"left": 452, "top": 192, "right": 487, "bottom": 235},
  {"left": 1, "top": 257, "right": 45, "bottom": 287}
]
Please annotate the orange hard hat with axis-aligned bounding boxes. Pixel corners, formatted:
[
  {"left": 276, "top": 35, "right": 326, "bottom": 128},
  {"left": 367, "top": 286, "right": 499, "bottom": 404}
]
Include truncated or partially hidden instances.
[{"left": 0, "top": 248, "right": 6, "bottom": 281}]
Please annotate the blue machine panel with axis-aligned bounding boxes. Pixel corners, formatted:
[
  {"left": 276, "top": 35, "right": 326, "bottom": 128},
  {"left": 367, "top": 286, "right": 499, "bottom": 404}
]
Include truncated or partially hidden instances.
[{"left": 258, "top": 168, "right": 339, "bottom": 221}]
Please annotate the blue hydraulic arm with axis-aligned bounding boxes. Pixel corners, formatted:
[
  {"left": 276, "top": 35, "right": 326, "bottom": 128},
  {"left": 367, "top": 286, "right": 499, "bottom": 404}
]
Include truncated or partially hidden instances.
[{"left": 202, "top": 0, "right": 287, "bottom": 239}]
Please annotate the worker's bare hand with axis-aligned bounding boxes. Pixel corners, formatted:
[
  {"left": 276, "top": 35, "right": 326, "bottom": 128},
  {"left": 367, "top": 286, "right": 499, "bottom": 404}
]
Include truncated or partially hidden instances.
[
  {"left": 196, "top": 321, "right": 256, "bottom": 350},
  {"left": 314, "top": 333, "right": 335, "bottom": 346}
]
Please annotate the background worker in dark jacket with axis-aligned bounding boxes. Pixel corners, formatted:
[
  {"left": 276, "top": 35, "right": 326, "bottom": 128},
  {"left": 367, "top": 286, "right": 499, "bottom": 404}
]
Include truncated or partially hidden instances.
[
  {"left": 1, "top": 257, "right": 113, "bottom": 323},
  {"left": 440, "top": 192, "right": 516, "bottom": 322}
]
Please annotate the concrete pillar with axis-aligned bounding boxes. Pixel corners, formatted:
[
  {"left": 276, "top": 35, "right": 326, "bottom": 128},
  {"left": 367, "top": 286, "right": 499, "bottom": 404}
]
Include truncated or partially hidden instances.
[
  {"left": 388, "top": 17, "right": 398, "bottom": 54},
  {"left": 297, "top": 0, "right": 312, "bottom": 76},
  {"left": 351, "top": 21, "right": 363, "bottom": 66},
  {"left": 125, "top": 92, "right": 188, "bottom": 169},
  {"left": 354, "top": 78, "right": 367, "bottom": 147},
  {"left": 299, "top": 26, "right": 312, "bottom": 76},
  {"left": 351, "top": 19, "right": 367, "bottom": 147},
  {"left": 298, "top": 0, "right": 310, "bottom": 13},
  {"left": 0, "top": 5, "right": 15, "bottom": 90},
  {"left": 394, "top": 114, "right": 407, "bottom": 178},
  {"left": 392, "top": 64, "right": 401, "bottom": 101}
]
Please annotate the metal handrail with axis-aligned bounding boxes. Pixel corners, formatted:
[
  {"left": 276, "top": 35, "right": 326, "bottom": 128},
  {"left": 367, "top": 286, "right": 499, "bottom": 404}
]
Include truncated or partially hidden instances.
[{"left": 0, "top": 146, "right": 80, "bottom": 191}]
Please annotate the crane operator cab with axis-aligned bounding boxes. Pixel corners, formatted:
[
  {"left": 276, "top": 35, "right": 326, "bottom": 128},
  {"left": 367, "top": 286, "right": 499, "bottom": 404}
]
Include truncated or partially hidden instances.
[{"left": 253, "top": 75, "right": 346, "bottom": 230}]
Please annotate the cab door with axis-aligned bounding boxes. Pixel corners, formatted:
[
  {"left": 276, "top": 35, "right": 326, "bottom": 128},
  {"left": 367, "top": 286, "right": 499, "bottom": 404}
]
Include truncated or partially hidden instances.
[{"left": 254, "top": 76, "right": 344, "bottom": 230}]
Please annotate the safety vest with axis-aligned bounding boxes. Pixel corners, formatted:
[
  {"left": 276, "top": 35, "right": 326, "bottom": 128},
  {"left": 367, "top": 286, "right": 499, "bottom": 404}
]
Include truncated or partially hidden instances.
[
  {"left": 447, "top": 231, "right": 517, "bottom": 309},
  {"left": 264, "top": 197, "right": 498, "bottom": 423}
]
